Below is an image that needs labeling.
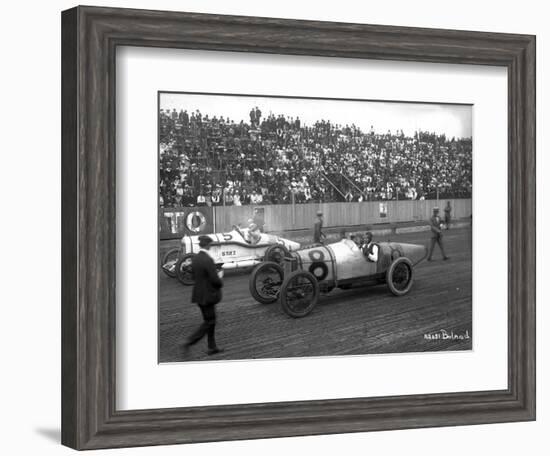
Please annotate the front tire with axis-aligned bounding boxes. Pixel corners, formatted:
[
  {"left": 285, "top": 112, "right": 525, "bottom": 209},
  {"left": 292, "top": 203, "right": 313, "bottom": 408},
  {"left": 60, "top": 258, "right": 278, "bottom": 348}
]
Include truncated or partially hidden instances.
[
  {"left": 175, "top": 253, "right": 196, "bottom": 286},
  {"left": 280, "top": 270, "right": 320, "bottom": 318},
  {"left": 161, "top": 247, "right": 181, "bottom": 278},
  {"left": 249, "top": 262, "right": 284, "bottom": 304},
  {"left": 386, "top": 257, "right": 414, "bottom": 296}
]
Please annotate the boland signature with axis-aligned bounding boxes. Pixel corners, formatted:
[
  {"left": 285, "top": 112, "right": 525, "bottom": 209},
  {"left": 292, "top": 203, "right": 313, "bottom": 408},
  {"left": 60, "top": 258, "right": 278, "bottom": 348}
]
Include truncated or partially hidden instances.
[{"left": 424, "top": 329, "right": 470, "bottom": 341}]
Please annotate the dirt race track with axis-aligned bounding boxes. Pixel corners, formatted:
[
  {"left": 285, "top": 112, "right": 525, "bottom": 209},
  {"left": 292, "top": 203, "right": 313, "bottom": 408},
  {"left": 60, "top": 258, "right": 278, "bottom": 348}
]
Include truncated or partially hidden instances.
[{"left": 159, "top": 226, "right": 472, "bottom": 363}]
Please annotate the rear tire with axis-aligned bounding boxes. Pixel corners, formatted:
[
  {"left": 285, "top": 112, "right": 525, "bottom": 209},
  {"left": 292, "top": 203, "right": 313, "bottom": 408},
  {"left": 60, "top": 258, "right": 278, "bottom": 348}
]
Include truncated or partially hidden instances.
[
  {"left": 386, "top": 257, "right": 414, "bottom": 296},
  {"left": 280, "top": 270, "right": 320, "bottom": 318},
  {"left": 249, "top": 262, "right": 284, "bottom": 304},
  {"left": 161, "top": 248, "right": 181, "bottom": 278},
  {"left": 264, "top": 244, "right": 289, "bottom": 265},
  {"left": 175, "top": 253, "right": 196, "bottom": 286}
]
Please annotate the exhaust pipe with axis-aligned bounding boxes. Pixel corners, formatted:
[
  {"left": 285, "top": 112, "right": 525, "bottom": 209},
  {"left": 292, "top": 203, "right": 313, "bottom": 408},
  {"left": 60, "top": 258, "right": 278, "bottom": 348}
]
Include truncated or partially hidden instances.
[{"left": 221, "top": 259, "right": 262, "bottom": 270}]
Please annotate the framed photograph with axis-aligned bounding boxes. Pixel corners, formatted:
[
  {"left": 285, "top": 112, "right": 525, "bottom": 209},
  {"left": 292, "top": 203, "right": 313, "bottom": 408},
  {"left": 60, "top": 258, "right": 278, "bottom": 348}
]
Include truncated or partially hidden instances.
[
  {"left": 61, "top": 5, "right": 536, "bottom": 450},
  {"left": 157, "top": 91, "right": 474, "bottom": 362}
]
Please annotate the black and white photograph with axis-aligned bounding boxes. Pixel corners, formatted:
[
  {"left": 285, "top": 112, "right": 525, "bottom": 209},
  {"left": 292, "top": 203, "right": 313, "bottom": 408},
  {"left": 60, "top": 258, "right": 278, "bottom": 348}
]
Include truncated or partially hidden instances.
[{"left": 158, "top": 91, "right": 473, "bottom": 362}]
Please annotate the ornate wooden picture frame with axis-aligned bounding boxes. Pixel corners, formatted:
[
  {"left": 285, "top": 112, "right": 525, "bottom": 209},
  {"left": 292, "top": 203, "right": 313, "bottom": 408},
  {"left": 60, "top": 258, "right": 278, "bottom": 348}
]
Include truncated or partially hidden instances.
[{"left": 61, "top": 6, "right": 535, "bottom": 450}]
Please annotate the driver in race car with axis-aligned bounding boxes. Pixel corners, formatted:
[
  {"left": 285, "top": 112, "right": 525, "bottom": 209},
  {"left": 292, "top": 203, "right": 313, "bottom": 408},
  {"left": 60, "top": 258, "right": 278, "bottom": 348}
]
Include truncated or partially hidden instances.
[
  {"left": 247, "top": 223, "right": 262, "bottom": 245},
  {"left": 361, "top": 231, "right": 379, "bottom": 262}
]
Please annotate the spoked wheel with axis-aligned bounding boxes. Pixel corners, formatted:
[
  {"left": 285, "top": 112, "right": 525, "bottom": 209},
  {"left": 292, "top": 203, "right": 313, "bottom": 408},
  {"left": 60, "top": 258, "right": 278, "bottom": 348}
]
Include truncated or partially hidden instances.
[
  {"left": 386, "top": 257, "right": 414, "bottom": 296},
  {"left": 249, "top": 262, "right": 284, "bottom": 304},
  {"left": 175, "top": 253, "right": 196, "bottom": 286},
  {"left": 161, "top": 248, "right": 181, "bottom": 278},
  {"left": 264, "top": 244, "right": 289, "bottom": 265},
  {"left": 280, "top": 270, "right": 320, "bottom": 318}
]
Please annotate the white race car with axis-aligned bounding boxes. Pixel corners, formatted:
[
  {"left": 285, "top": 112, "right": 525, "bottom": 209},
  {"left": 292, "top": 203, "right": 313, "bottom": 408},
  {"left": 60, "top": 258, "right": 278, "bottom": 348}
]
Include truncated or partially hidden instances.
[
  {"left": 249, "top": 238, "right": 428, "bottom": 317},
  {"left": 161, "top": 225, "right": 300, "bottom": 285}
]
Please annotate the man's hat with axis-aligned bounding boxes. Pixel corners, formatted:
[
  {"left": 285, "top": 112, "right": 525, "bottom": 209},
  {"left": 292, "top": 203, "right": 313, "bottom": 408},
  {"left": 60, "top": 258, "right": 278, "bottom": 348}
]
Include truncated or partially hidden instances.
[
  {"left": 433, "top": 207, "right": 440, "bottom": 212},
  {"left": 316, "top": 210, "right": 323, "bottom": 216},
  {"left": 198, "top": 235, "right": 213, "bottom": 247}
]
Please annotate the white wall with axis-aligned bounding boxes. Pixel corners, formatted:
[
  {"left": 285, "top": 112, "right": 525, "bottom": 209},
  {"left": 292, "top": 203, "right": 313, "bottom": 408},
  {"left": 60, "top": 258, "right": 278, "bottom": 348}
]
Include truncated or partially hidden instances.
[{"left": 0, "top": 0, "right": 546, "bottom": 455}]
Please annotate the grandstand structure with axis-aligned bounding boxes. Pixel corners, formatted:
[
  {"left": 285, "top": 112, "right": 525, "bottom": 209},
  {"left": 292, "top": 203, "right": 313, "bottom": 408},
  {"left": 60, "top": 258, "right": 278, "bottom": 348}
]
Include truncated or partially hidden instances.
[{"left": 159, "top": 108, "right": 472, "bottom": 209}]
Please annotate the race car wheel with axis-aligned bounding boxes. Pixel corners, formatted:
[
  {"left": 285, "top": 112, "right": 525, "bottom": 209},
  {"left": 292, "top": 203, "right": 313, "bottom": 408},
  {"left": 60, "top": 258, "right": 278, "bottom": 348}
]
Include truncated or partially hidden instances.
[
  {"left": 249, "top": 262, "right": 284, "bottom": 304},
  {"left": 386, "top": 257, "right": 414, "bottom": 296},
  {"left": 280, "top": 270, "right": 320, "bottom": 318},
  {"left": 175, "top": 253, "right": 196, "bottom": 286},
  {"left": 161, "top": 248, "right": 181, "bottom": 278},
  {"left": 264, "top": 244, "right": 289, "bottom": 265}
]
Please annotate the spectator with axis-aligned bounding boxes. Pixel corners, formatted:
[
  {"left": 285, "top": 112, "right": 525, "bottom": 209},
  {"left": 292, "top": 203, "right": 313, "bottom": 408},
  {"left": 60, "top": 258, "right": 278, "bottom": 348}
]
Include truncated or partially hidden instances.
[
  {"left": 197, "top": 192, "right": 206, "bottom": 206},
  {"left": 159, "top": 107, "right": 472, "bottom": 208}
]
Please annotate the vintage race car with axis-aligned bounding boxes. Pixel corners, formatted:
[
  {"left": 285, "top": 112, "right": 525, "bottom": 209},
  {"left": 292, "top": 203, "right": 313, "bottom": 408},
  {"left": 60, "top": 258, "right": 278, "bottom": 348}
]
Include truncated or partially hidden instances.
[
  {"left": 161, "top": 225, "right": 300, "bottom": 285},
  {"left": 249, "top": 239, "right": 428, "bottom": 317}
]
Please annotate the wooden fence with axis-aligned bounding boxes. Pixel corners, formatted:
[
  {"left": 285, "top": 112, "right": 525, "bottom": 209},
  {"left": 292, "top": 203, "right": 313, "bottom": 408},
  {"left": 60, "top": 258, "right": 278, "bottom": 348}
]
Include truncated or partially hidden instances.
[{"left": 212, "top": 199, "right": 471, "bottom": 233}]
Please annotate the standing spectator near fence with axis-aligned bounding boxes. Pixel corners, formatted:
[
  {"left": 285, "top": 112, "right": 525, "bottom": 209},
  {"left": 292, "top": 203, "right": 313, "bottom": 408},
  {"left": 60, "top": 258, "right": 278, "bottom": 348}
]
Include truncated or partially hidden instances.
[
  {"left": 444, "top": 201, "right": 452, "bottom": 229},
  {"left": 253, "top": 208, "right": 265, "bottom": 232},
  {"left": 313, "top": 210, "right": 326, "bottom": 244},
  {"left": 427, "top": 207, "right": 450, "bottom": 261}
]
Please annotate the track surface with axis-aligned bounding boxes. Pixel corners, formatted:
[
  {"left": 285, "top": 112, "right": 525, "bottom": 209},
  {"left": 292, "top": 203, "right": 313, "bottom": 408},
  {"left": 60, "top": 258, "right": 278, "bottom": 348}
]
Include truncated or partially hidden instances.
[{"left": 159, "top": 226, "right": 472, "bottom": 363}]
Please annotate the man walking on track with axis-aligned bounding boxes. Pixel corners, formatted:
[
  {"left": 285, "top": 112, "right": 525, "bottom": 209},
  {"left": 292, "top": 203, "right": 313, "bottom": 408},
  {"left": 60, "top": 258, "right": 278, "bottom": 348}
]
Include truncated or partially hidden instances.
[
  {"left": 427, "top": 207, "right": 450, "bottom": 261},
  {"left": 182, "top": 235, "right": 224, "bottom": 356}
]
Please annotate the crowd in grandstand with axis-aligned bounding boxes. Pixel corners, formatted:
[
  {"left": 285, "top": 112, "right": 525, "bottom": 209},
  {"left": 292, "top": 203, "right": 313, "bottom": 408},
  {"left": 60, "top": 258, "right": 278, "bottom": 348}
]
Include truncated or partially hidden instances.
[{"left": 159, "top": 106, "right": 472, "bottom": 208}]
